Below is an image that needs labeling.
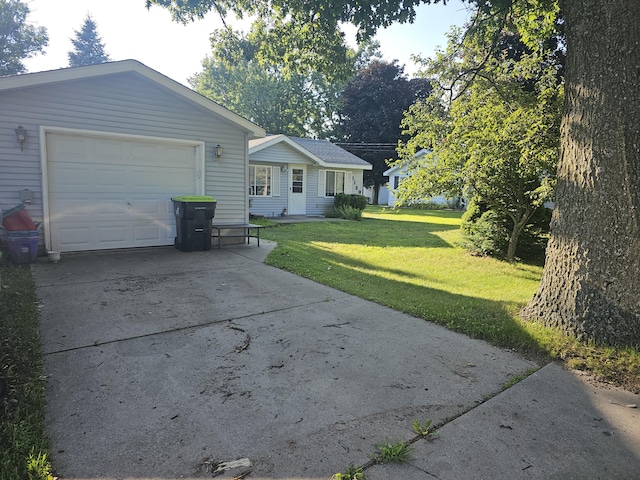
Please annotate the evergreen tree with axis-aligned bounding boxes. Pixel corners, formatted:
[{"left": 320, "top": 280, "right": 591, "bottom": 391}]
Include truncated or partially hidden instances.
[{"left": 68, "top": 14, "right": 110, "bottom": 67}]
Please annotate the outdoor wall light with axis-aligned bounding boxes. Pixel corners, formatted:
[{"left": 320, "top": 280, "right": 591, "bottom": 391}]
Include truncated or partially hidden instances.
[
  {"left": 15, "top": 125, "right": 27, "bottom": 151},
  {"left": 214, "top": 144, "right": 223, "bottom": 163},
  {"left": 280, "top": 164, "right": 288, "bottom": 173}
]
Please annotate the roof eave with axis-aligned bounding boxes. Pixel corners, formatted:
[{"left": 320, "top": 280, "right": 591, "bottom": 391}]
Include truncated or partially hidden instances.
[{"left": 0, "top": 59, "right": 266, "bottom": 139}]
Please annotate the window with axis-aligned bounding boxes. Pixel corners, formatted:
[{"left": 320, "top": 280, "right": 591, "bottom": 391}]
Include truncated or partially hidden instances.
[
  {"left": 292, "top": 168, "right": 304, "bottom": 193},
  {"left": 325, "top": 170, "right": 345, "bottom": 197},
  {"left": 249, "top": 165, "right": 271, "bottom": 196},
  {"left": 393, "top": 175, "right": 400, "bottom": 189}
]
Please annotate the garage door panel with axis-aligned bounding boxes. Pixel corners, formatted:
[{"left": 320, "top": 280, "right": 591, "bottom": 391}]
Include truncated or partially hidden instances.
[
  {"left": 50, "top": 163, "right": 131, "bottom": 194},
  {"left": 134, "top": 224, "right": 167, "bottom": 242},
  {"left": 96, "top": 225, "right": 128, "bottom": 244},
  {"left": 56, "top": 220, "right": 174, "bottom": 252},
  {"left": 53, "top": 198, "right": 175, "bottom": 222},
  {"left": 47, "top": 133, "right": 198, "bottom": 252}
]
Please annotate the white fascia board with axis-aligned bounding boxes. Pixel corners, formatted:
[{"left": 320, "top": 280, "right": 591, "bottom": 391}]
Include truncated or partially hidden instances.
[
  {"left": 248, "top": 134, "right": 288, "bottom": 154},
  {"left": 383, "top": 165, "right": 401, "bottom": 176},
  {"left": 323, "top": 162, "right": 373, "bottom": 171}
]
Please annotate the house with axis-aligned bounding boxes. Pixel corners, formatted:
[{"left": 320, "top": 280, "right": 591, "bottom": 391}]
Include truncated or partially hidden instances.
[
  {"left": 248, "top": 135, "right": 372, "bottom": 217},
  {"left": 0, "top": 60, "right": 265, "bottom": 254},
  {"left": 383, "top": 149, "right": 451, "bottom": 207}
]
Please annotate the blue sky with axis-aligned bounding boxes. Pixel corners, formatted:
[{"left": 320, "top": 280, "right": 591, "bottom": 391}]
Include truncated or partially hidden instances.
[{"left": 23, "top": 0, "right": 471, "bottom": 86}]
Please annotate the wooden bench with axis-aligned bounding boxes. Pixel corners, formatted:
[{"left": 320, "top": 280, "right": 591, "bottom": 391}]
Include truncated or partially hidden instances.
[{"left": 211, "top": 223, "right": 263, "bottom": 248}]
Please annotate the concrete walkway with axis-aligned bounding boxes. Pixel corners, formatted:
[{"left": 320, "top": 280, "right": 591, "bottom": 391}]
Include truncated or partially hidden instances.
[{"left": 34, "top": 243, "right": 639, "bottom": 479}]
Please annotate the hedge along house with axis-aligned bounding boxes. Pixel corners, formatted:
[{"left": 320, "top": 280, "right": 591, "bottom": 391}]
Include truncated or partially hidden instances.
[
  {"left": 248, "top": 135, "right": 372, "bottom": 217},
  {"left": 0, "top": 60, "right": 265, "bottom": 254}
]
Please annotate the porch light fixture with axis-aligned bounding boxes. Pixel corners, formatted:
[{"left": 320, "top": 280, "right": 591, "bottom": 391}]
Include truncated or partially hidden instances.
[
  {"left": 214, "top": 144, "right": 223, "bottom": 163},
  {"left": 15, "top": 125, "right": 27, "bottom": 151},
  {"left": 280, "top": 164, "right": 288, "bottom": 173}
]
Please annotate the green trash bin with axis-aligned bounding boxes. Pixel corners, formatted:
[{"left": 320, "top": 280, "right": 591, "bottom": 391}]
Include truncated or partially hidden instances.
[{"left": 172, "top": 196, "right": 217, "bottom": 252}]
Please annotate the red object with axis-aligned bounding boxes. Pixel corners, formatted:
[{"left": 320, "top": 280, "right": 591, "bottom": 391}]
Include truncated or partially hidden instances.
[{"left": 2, "top": 204, "right": 37, "bottom": 231}]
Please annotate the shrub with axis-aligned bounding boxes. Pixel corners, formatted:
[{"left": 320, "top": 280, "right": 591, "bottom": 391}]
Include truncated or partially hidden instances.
[
  {"left": 336, "top": 205, "right": 363, "bottom": 221},
  {"left": 324, "top": 209, "right": 343, "bottom": 218},
  {"left": 461, "top": 197, "right": 551, "bottom": 261},
  {"left": 462, "top": 207, "right": 509, "bottom": 257},
  {"left": 334, "top": 194, "right": 367, "bottom": 211}
]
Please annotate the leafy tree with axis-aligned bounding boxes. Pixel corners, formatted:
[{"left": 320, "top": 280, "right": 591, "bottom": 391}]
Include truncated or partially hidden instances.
[
  {"left": 147, "top": 0, "right": 640, "bottom": 347},
  {"left": 337, "top": 61, "right": 431, "bottom": 202},
  {"left": 396, "top": 26, "right": 562, "bottom": 261},
  {"left": 0, "top": 0, "right": 48, "bottom": 76},
  {"left": 68, "top": 14, "right": 110, "bottom": 67},
  {"left": 193, "top": 28, "right": 327, "bottom": 136},
  {"left": 191, "top": 23, "right": 374, "bottom": 137}
]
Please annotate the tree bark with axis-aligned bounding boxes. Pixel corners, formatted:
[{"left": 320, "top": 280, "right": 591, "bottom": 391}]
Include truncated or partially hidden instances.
[{"left": 522, "top": 0, "right": 640, "bottom": 347}]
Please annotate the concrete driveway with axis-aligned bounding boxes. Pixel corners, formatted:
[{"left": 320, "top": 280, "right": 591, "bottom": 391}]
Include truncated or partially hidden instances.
[{"left": 34, "top": 243, "right": 640, "bottom": 479}]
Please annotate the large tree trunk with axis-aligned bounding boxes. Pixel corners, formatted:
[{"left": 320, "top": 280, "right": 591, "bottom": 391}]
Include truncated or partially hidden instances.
[{"left": 523, "top": 0, "right": 640, "bottom": 347}]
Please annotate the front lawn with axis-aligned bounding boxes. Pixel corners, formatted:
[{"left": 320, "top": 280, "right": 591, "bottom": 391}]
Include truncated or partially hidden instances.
[{"left": 262, "top": 206, "right": 640, "bottom": 391}]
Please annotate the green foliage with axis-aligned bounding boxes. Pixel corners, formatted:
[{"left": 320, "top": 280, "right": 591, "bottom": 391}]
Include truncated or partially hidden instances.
[
  {"left": 373, "top": 441, "right": 412, "bottom": 463},
  {"left": 412, "top": 419, "right": 439, "bottom": 438},
  {"left": 0, "top": 267, "right": 53, "bottom": 480},
  {"left": 0, "top": 0, "right": 48, "bottom": 76},
  {"left": 147, "top": 0, "right": 437, "bottom": 61},
  {"left": 67, "top": 14, "right": 110, "bottom": 67},
  {"left": 190, "top": 25, "right": 361, "bottom": 137},
  {"left": 461, "top": 199, "right": 509, "bottom": 258},
  {"left": 396, "top": 15, "right": 562, "bottom": 261},
  {"left": 261, "top": 206, "right": 640, "bottom": 391},
  {"left": 332, "top": 465, "right": 365, "bottom": 480},
  {"left": 462, "top": 197, "right": 551, "bottom": 261},
  {"left": 501, "top": 367, "right": 539, "bottom": 389},
  {"left": 323, "top": 209, "right": 343, "bottom": 219},
  {"left": 334, "top": 193, "right": 367, "bottom": 211},
  {"left": 336, "top": 61, "right": 431, "bottom": 190},
  {"left": 336, "top": 205, "right": 363, "bottom": 221}
]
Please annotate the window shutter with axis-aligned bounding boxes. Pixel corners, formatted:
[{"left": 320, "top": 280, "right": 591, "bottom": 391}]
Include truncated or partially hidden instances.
[
  {"left": 272, "top": 166, "right": 280, "bottom": 197},
  {"left": 318, "top": 169, "right": 326, "bottom": 197}
]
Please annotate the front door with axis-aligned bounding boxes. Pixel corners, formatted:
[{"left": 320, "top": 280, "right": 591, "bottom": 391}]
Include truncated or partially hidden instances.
[{"left": 288, "top": 165, "right": 306, "bottom": 215}]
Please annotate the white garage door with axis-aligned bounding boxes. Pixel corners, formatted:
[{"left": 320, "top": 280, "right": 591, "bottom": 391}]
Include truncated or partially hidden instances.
[{"left": 46, "top": 132, "right": 202, "bottom": 252}]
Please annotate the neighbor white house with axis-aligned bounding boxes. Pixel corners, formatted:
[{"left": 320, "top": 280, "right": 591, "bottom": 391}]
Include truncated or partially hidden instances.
[
  {"left": 0, "top": 60, "right": 265, "bottom": 254},
  {"left": 248, "top": 135, "right": 372, "bottom": 217},
  {"left": 383, "top": 149, "right": 452, "bottom": 207}
]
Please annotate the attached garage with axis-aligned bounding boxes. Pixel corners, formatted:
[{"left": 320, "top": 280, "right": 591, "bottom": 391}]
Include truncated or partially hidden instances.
[
  {"left": 45, "top": 130, "right": 204, "bottom": 252},
  {"left": 0, "top": 60, "right": 265, "bottom": 254}
]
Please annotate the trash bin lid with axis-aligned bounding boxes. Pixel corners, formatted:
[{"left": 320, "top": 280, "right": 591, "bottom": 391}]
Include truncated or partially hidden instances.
[{"left": 171, "top": 195, "right": 217, "bottom": 203}]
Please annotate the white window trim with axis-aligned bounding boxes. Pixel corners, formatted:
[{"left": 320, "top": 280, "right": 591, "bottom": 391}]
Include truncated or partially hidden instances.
[
  {"left": 249, "top": 164, "right": 273, "bottom": 197},
  {"left": 323, "top": 169, "right": 347, "bottom": 197}
]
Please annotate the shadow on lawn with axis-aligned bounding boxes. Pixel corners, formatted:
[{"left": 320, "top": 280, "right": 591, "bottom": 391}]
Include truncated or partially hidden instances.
[
  {"left": 267, "top": 242, "right": 541, "bottom": 354},
  {"left": 268, "top": 217, "right": 459, "bottom": 250}
]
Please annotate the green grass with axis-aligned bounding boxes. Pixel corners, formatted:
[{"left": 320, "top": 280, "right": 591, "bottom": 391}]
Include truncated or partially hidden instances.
[
  {"left": 373, "top": 441, "right": 412, "bottom": 463},
  {"left": 0, "top": 266, "right": 54, "bottom": 480},
  {"left": 262, "top": 206, "right": 640, "bottom": 391}
]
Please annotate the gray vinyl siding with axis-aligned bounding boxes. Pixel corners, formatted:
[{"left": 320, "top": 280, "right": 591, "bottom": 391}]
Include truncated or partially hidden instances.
[
  {"left": 0, "top": 73, "right": 251, "bottom": 236},
  {"left": 249, "top": 142, "right": 312, "bottom": 217},
  {"left": 307, "top": 168, "right": 365, "bottom": 216},
  {"left": 248, "top": 139, "right": 367, "bottom": 216},
  {"left": 248, "top": 166, "right": 288, "bottom": 218},
  {"left": 306, "top": 168, "right": 334, "bottom": 216},
  {"left": 251, "top": 142, "right": 312, "bottom": 165}
]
